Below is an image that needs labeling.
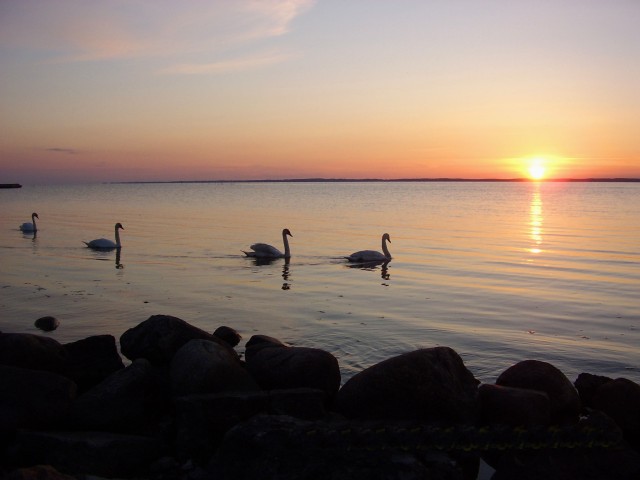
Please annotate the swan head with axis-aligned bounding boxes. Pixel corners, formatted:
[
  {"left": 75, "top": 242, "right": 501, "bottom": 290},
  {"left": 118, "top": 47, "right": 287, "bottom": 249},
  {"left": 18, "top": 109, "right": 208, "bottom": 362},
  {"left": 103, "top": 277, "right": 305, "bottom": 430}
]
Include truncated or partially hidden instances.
[
  {"left": 115, "top": 223, "right": 124, "bottom": 230},
  {"left": 283, "top": 228, "right": 292, "bottom": 237},
  {"left": 383, "top": 233, "right": 391, "bottom": 243},
  {"left": 32, "top": 212, "right": 39, "bottom": 219}
]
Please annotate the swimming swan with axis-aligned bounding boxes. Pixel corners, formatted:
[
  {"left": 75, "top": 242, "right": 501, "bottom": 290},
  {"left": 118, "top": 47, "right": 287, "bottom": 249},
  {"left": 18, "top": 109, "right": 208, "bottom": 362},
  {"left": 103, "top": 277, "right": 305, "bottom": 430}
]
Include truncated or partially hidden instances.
[
  {"left": 345, "top": 233, "right": 392, "bottom": 262},
  {"left": 243, "top": 228, "right": 293, "bottom": 259},
  {"left": 84, "top": 223, "right": 124, "bottom": 250},
  {"left": 20, "top": 212, "right": 39, "bottom": 233}
]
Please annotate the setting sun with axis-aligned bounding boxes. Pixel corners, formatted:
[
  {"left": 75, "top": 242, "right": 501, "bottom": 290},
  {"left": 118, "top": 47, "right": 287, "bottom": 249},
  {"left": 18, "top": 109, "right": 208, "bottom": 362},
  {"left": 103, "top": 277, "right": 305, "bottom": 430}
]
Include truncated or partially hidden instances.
[{"left": 528, "top": 158, "right": 546, "bottom": 180}]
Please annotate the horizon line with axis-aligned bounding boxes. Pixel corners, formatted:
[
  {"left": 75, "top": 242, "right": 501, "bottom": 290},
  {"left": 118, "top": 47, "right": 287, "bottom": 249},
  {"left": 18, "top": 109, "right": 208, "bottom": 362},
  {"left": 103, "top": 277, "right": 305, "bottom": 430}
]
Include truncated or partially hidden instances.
[{"left": 109, "top": 177, "right": 640, "bottom": 185}]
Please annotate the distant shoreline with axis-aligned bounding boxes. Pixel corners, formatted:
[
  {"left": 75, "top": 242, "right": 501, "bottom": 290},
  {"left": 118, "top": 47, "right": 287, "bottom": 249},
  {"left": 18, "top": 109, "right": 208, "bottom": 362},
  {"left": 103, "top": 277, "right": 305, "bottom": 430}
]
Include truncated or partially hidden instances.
[{"left": 109, "top": 177, "right": 640, "bottom": 185}]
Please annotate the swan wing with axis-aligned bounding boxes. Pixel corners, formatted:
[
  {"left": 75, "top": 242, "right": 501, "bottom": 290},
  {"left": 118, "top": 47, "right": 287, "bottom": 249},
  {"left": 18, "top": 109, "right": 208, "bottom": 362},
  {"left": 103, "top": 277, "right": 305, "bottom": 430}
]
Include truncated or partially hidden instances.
[
  {"left": 249, "top": 242, "right": 283, "bottom": 258},
  {"left": 19, "top": 223, "right": 34, "bottom": 232},
  {"left": 346, "top": 249, "right": 387, "bottom": 262},
  {"left": 85, "top": 238, "right": 117, "bottom": 249}
]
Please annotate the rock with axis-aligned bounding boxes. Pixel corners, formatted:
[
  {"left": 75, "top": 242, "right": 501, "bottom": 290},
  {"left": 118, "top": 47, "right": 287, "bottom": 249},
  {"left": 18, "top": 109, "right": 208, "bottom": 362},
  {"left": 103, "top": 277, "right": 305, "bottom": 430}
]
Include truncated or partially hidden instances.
[
  {"left": 0, "top": 365, "right": 76, "bottom": 431},
  {"left": 334, "top": 347, "right": 479, "bottom": 424},
  {"left": 496, "top": 360, "right": 580, "bottom": 424},
  {"left": 245, "top": 335, "right": 341, "bottom": 402},
  {"left": 592, "top": 378, "right": 640, "bottom": 448},
  {"left": 490, "top": 412, "right": 640, "bottom": 480},
  {"left": 574, "top": 372, "right": 613, "bottom": 408},
  {"left": 62, "top": 335, "right": 125, "bottom": 393},
  {"left": 174, "top": 388, "right": 328, "bottom": 465},
  {"left": 170, "top": 339, "right": 259, "bottom": 396},
  {"left": 5, "top": 465, "right": 76, "bottom": 480},
  {"left": 120, "top": 314, "right": 225, "bottom": 365},
  {"left": 478, "top": 384, "right": 551, "bottom": 427},
  {"left": 0, "top": 333, "right": 68, "bottom": 374},
  {"left": 6, "top": 430, "right": 167, "bottom": 478},
  {"left": 213, "top": 325, "right": 242, "bottom": 347},
  {"left": 34, "top": 316, "right": 59, "bottom": 332},
  {"left": 70, "top": 358, "right": 170, "bottom": 435},
  {"left": 208, "top": 414, "right": 470, "bottom": 480}
]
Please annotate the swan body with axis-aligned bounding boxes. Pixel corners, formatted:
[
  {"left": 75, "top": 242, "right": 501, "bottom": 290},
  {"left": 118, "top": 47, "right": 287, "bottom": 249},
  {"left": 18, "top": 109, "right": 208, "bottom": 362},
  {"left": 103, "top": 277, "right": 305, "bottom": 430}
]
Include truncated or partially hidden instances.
[
  {"left": 243, "top": 228, "right": 292, "bottom": 259},
  {"left": 20, "top": 212, "right": 39, "bottom": 232},
  {"left": 346, "top": 233, "right": 392, "bottom": 262},
  {"left": 84, "top": 223, "right": 124, "bottom": 250}
]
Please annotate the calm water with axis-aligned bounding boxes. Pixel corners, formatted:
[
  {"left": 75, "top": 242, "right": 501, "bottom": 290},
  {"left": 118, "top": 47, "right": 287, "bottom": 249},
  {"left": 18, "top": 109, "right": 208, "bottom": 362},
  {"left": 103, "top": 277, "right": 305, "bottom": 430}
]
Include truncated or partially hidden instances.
[{"left": 1, "top": 182, "right": 639, "bottom": 384}]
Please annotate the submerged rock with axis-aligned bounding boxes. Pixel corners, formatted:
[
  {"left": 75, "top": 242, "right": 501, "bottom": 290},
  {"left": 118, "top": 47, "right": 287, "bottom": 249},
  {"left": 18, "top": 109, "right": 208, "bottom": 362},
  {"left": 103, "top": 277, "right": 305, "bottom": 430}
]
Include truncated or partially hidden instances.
[{"left": 34, "top": 315, "right": 59, "bottom": 332}]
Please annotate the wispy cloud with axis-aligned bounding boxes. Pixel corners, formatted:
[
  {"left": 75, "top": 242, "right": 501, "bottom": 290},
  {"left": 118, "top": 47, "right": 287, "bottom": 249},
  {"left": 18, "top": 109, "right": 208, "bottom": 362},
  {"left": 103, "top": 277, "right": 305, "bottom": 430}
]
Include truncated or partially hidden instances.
[
  {"left": 161, "top": 50, "right": 298, "bottom": 75},
  {"left": 0, "top": 0, "right": 314, "bottom": 68},
  {"left": 46, "top": 148, "right": 79, "bottom": 155}
]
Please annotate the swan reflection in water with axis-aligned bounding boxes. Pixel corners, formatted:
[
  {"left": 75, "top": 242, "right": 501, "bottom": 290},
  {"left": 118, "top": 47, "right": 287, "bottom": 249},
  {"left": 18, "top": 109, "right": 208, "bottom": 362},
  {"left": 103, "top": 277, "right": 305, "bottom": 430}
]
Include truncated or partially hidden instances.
[
  {"left": 346, "top": 259, "right": 391, "bottom": 281},
  {"left": 247, "top": 256, "right": 292, "bottom": 290},
  {"left": 115, "top": 247, "right": 124, "bottom": 269}
]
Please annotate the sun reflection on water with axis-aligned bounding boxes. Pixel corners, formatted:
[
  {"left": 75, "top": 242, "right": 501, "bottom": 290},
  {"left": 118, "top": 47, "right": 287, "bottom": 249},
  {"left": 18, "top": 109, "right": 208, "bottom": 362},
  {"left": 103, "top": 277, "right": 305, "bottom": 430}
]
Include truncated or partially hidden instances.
[{"left": 529, "top": 186, "right": 543, "bottom": 255}]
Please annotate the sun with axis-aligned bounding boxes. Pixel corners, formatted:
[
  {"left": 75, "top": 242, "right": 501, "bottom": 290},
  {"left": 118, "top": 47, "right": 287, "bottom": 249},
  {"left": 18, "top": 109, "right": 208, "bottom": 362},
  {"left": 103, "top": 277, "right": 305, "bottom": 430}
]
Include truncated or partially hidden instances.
[{"left": 527, "top": 158, "right": 546, "bottom": 180}]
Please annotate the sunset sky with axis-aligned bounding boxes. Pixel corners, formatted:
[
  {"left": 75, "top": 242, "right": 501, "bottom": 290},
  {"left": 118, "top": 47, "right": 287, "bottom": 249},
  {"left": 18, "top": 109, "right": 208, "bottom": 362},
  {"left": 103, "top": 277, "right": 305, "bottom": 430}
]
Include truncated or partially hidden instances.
[{"left": 2, "top": 0, "right": 639, "bottom": 184}]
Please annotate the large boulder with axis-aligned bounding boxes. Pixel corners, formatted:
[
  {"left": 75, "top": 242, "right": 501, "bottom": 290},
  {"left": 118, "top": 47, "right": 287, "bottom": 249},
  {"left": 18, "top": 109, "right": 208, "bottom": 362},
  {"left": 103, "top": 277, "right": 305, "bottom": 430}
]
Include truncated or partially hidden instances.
[
  {"left": 574, "top": 372, "right": 613, "bottom": 408},
  {"left": 6, "top": 430, "right": 167, "bottom": 478},
  {"left": 244, "top": 335, "right": 341, "bottom": 402},
  {"left": 478, "top": 384, "right": 551, "bottom": 427},
  {"left": 0, "top": 365, "right": 77, "bottom": 431},
  {"left": 0, "top": 333, "right": 68, "bottom": 374},
  {"left": 170, "top": 339, "right": 259, "bottom": 396},
  {"left": 334, "top": 347, "right": 479, "bottom": 424},
  {"left": 120, "top": 314, "right": 225, "bottom": 365},
  {"left": 208, "top": 414, "right": 469, "bottom": 480},
  {"left": 70, "top": 358, "right": 170, "bottom": 435},
  {"left": 592, "top": 378, "right": 640, "bottom": 448},
  {"left": 62, "top": 335, "right": 125, "bottom": 393},
  {"left": 496, "top": 360, "right": 580, "bottom": 424}
]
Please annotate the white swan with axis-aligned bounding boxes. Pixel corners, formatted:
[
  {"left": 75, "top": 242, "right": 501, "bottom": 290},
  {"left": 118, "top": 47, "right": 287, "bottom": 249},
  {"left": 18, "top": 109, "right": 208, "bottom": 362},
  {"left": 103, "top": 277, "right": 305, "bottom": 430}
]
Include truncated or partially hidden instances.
[
  {"left": 243, "top": 228, "right": 293, "bottom": 259},
  {"left": 84, "top": 223, "right": 124, "bottom": 250},
  {"left": 345, "top": 233, "right": 392, "bottom": 262},
  {"left": 19, "top": 212, "right": 39, "bottom": 232}
]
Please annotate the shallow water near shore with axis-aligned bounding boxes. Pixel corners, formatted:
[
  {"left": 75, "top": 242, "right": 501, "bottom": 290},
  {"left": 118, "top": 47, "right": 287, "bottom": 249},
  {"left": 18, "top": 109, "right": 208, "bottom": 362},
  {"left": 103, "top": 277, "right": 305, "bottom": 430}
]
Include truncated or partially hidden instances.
[{"left": 1, "top": 181, "right": 639, "bottom": 384}]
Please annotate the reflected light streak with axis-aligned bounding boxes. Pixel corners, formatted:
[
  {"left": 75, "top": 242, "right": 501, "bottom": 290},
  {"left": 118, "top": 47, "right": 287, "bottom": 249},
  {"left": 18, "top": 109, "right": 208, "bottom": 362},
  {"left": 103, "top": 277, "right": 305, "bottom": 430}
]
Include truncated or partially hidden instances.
[{"left": 529, "top": 186, "right": 543, "bottom": 255}]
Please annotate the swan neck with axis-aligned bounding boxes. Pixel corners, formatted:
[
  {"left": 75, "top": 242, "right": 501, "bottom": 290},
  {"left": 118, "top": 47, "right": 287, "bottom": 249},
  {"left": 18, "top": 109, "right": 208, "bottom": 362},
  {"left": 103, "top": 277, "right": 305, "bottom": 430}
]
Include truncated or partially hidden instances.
[
  {"left": 282, "top": 231, "right": 291, "bottom": 257},
  {"left": 115, "top": 225, "right": 121, "bottom": 246},
  {"left": 382, "top": 236, "right": 391, "bottom": 258},
  {"left": 32, "top": 214, "right": 37, "bottom": 232}
]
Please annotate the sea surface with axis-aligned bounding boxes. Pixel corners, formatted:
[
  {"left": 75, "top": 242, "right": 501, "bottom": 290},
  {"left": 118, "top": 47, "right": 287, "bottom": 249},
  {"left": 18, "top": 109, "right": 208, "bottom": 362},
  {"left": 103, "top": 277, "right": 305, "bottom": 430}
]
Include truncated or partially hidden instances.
[{"left": 1, "top": 181, "right": 639, "bottom": 384}]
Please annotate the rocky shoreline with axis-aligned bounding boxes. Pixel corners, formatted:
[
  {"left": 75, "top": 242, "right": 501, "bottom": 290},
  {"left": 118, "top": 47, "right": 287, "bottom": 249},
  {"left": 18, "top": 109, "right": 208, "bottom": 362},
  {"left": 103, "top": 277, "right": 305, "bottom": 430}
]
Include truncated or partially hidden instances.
[{"left": 1, "top": 314, "right": 639, "bottom": 479}]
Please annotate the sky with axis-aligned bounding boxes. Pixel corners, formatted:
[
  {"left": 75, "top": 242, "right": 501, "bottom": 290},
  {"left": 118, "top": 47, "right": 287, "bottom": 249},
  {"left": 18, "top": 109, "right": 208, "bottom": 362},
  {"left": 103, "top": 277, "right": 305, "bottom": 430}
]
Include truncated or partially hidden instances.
[{"left": 1, "top": 0, "right": 639, "bottom": 184}]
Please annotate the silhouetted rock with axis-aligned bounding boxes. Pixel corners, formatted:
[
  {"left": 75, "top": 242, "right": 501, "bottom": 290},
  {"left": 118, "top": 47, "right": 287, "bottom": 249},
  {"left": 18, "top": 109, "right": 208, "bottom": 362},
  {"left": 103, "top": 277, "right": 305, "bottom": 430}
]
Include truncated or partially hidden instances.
[
  {"left": 213, "top": 325, "right": 242, "bottom": 347},
  {"left": 245, "top": 335, "right": 341, "bottom": 402},
  {"left": 592, "top": 378, "right": 640, "bottom": 448},
  {"left": 34, "top": 315, "right": 59, "bottom": 332},
  {"left": 478, "top": 384, "right": 551, "bottom": 427},
  {"left": 208, "top": 414, "right": 469, "bottom": 480},
  {"left": 120, "top": 314, "right": 225, "bottom": 365},
  {"left": 496, "top": 360, "right": 580, "bottom": 424},
  {"left": 0, "top": 365, "right": 77, "bottom": 431},
  {"left": 335, "top": 347, "right": 479, "bottom": 424},
  {"left": 6, "top": 430, "right": 167, "bottom": 478},
  {"left": 70, "top": 358, "right": 170, "bottom": 435},
  {"left": 62, "top": 334, "right": 125, "bottom": 393},
  {"left": 0, "top": 333, "right": 68, "bottom": 374},
  {"left": 574, "top": 372, "right": 614, "bottom": 408},
  {"left": 490, "top": 412, "right": 640, "bottom": 480},
  {"left": 170, "top": 339, "right": 259, "bottom": 396},
  {"left": 5, "top": 465, "right": 75, "bottom": 480}
]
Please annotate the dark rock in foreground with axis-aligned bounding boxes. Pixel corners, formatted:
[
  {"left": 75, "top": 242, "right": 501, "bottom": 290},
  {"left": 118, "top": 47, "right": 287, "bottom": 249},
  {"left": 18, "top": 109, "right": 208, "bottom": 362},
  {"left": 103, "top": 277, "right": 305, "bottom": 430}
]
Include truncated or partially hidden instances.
[
  {"left": 2, "top": 313, "right": 640, "bottom": 480},
  {"left": 496, "top": 359, "right": 581, "bottom": 424},
  {"left": 120, "top": 314, "right": 227, "bottom": 366},
  {"left": 335, "top": 346, "right": 479, "bottom": 424}
]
